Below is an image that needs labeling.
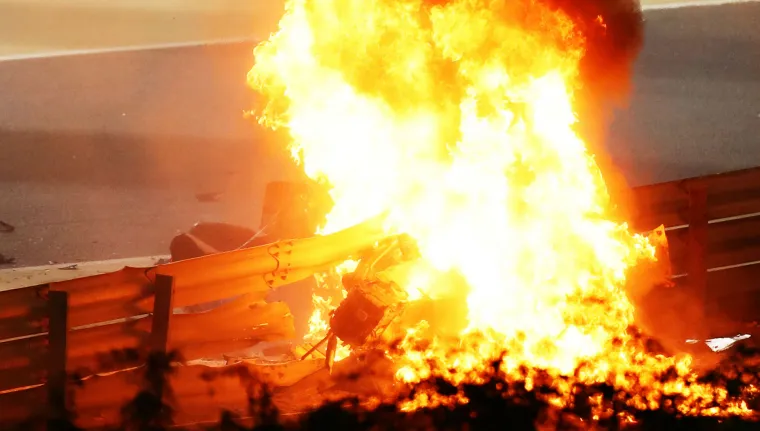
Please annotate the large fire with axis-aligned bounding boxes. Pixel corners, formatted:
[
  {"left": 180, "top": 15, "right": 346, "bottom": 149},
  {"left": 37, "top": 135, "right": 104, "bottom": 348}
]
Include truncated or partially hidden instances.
[{"left": 248, "top": 0, "right": 755, "bottom": 419}]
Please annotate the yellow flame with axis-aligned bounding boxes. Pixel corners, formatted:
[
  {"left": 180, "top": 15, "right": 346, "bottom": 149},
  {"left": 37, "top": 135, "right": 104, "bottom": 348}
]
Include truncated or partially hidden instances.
[{"left": 249, "top": 0, "right": 754, "bottom": 416}]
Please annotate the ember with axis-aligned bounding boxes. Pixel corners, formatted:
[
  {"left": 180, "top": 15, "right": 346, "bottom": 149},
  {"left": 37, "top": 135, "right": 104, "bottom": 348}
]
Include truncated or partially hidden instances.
[{"left": 247, "top": 0, "right": 758, "bottom": 425}]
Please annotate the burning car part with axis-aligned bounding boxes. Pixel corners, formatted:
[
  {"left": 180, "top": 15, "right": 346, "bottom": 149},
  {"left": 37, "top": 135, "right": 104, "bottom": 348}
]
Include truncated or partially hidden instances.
[{"left": 299, "top": 233, "right": 421, "bottom": 371}]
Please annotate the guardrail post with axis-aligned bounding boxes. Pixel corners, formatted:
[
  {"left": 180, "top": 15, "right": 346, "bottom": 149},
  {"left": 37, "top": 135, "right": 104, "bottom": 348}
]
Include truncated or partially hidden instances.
[
  {"left": 47, "top": 290, "right": 69, "bottom": 429},
  {"left": 687, "top": 184, "right": 709, "bottom": 336},
  {"left": 149, "top": 274, "right": 174, "bottom": 403},
  {"left": 150, "top": 274, "right": 174, "bottom": 354}
]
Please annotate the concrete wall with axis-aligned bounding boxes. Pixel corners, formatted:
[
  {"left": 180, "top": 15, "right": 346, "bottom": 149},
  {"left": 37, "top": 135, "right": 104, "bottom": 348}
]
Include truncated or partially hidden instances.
[
  {"left": 0, "top": 0, "right": 284, "bottom": 58},
  {"left": 0, "top": 0, "right": 743, "bottom": 59}
]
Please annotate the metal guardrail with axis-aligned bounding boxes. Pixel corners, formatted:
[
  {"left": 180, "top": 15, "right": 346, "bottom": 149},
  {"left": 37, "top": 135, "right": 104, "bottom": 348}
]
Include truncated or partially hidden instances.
[{"left": 630, "top": 166, "right": 760, "bottom": 325}]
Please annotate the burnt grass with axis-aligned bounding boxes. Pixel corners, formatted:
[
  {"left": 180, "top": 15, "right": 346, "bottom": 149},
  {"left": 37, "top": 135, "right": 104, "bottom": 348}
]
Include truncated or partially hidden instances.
[{"left": 15, "top": 340, "right": 760, "bottom": 431}]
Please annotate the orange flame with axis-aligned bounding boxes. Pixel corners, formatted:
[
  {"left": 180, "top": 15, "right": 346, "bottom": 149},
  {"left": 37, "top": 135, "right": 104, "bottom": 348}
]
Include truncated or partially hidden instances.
[{"left": 249, "top": 0, "right": 755, "bottom": 416}]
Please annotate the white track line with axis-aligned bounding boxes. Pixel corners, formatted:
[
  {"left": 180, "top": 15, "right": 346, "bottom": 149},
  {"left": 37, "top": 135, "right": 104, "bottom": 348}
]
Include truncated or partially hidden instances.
[
  {"left": 643, "top": 0, "right": 759, "bottom": 10},
  {"left": 0, "top": 0, "right": 757, "bottom": 62},
  {"left": 0, "top": 36, "right": 259, "bottom": 62}
]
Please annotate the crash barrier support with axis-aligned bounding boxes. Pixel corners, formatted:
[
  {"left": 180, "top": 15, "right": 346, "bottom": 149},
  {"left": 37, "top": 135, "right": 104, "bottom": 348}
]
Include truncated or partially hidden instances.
[
  {"left": 46, "top": 291, "right": 68, "bottom": 428},
  {"left": 687, "top": 184, "right": 709, "bottom": 328},
  {"left": 149, "top": 274, "right": 175, "bottom": 401},
  {"left": 150, "top": 274, "right": 175, "bottom": 354},
  {"left": 631, "top": 166, "right": 760, "bottom": 330}
]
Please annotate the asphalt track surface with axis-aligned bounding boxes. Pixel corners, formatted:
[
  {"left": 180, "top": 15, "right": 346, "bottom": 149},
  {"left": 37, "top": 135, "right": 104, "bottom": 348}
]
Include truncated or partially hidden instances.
[{"left": 0, "top": 3, "right": 759, "bottom": 267}]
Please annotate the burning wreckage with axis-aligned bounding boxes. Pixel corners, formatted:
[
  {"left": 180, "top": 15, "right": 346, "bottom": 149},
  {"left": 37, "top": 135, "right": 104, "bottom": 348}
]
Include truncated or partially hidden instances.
[
  {"left": 172, "top": 204, "right": 456, "bottom": 373},
  {"left": 4, "top": 0, "right": 760, "bottom": 428},
  {"left": 171, "top": 195, "right": 667, "bottom": 370},
  {"left": 171, "top": 201, "right": 749, "bottom": 368}
]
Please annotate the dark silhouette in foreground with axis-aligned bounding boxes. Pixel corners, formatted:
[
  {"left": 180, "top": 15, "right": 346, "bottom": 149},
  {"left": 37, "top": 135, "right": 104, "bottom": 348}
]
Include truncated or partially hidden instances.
[{"left": 17, "top": 330, "right": 760, "bottom": 431}]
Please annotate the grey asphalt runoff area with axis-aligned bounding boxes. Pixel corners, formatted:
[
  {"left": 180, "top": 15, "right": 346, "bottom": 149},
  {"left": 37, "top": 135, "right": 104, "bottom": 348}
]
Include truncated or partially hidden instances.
[{"left": 0, "top": 3, "right": 759, "bottom": 267}]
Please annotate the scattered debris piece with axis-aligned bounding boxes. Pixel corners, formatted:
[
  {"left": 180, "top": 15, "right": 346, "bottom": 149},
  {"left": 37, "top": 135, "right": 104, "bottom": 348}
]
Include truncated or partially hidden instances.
[
  {"left": 59, "top": 264, "right": 79, "bottom": 270},
  {"left": 195, "top": 192, "right": 222, "bottom": 203},
  {"left": 706, "top": 334, "right": 751, "bottom": 352},
  {"left": 0, "top": 221, "right": 14, "bottom": 233},
  {"left": 686, "top": 334, "right": 752, "bottom": 352},
  {"left": 0, "top": 254, "right": 16, "bottom": 264}
]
